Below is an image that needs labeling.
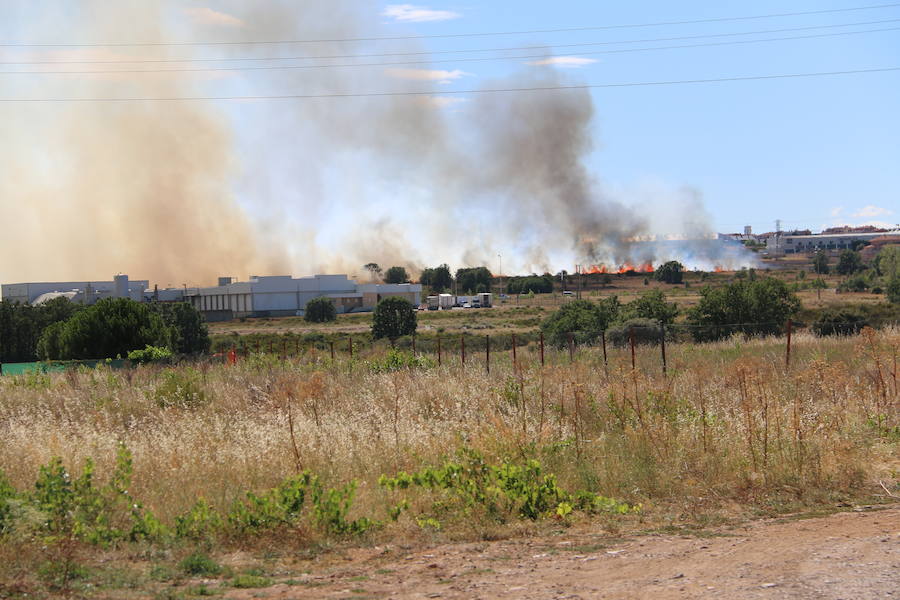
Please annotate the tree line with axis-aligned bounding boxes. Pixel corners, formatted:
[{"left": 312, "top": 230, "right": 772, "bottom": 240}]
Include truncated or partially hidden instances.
[{"left": 0, "top": 298, "right": 209, "bottom": 363}]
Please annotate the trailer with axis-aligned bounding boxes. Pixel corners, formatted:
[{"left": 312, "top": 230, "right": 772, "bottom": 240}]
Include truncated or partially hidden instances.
[
  {"left": 426, "top": 295, "right": 440, "bottom": 311},
  {"left": 477, "top": 292, "right": 493, "bottom": 308},
  {"left": 438, "top": 294, "right": 455, "bottom": 310}
]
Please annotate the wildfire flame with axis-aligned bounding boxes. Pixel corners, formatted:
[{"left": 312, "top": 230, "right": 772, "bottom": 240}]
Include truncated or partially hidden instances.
[{"left": 582, "top": 262, "right": 654, "bottom": 275}]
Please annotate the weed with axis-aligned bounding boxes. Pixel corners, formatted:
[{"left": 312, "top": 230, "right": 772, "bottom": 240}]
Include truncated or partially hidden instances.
[
  {"left": 178, "top": 553, "right": 222, "bottom": 577},
  {"left": 231, "top": 574, "right": 271, "bottom": 589}
]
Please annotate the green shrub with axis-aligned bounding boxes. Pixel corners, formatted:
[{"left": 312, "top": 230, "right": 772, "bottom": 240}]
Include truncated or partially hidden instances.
[
  {"left": 127, "top": 345, "right": 174, "bottom": 364},
  {"left": 540, "top": 298, "right": 619, "bottom": 348},
  {"left": 368, "top": 349, "right": 435, "bottom": 373},
  {"left": 304, "top": 297, "right": 336, "bottom": 323},
  {"left": 372, "top": 297, "right": 417, "bottom": 340},
  {"left": 812, "top": 308, "right": 869, "bottom": 336},
  {"left": 607, "top": 318, "right": 665, "bottom": 348},
  {"left": 178, "top": 553, "right": 222, "bottom": 577}
]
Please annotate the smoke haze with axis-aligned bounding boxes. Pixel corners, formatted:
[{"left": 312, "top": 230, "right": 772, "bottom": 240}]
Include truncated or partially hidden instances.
[{"left": 0, "top": 1, "right": 752, "bottom": 287}]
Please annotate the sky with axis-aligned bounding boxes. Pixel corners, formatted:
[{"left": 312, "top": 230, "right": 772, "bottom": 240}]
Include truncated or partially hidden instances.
[
  {"left": 373, "top": 0, "right": 900, "bottom": 233},
  {"left": 0, "top": 1, "right": 898, "bottom": 283}
]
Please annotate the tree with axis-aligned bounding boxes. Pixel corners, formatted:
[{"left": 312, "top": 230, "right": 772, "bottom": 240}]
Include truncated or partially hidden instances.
[
  {"left": 687, "top": 278, "right": 801, "bottom": 341},
  {"left": 812, "top": 250, "right": 830, "bottom": 275},
  {"left": 620, "top": 290, "right": 678, "bottom": 325},
  {"left": 383, "top": 266, "right": 410, "bottom": 284},
  {"left": 363, "top": 263, "right": 382, "bottom": 282},
  {"left": 873, "top": 246, "right": 900, "bottom": 279},
  {"left": 305, "top": 297, "right": 337, "bottom": 323},
  {"left": 507, "top": 275, "right": 553, "bottom": 295},
  {"left": 52, "top": 298, "right": 169, "bottom": 360},
  {"left": 149, "top": 302, "right": 210, "bottom": 355},
  {"left": 455, "top": 267, "right": 492, "bottom": 294},
  {"left": 811, "top": 277, "right": 828, "bottom": 300},
  {"left": 0, "top": 297, "right": 82, "bottom": 363},
  {"left": 887, "top": 276, "right": 900, "bottom": 304},
  {"left": 372, "top": 297, "right": 417, "bottom": 341},
  {"left": 654, "top": 261, "right": 684, "bottom": 284},
  {"left": 540, "top": 298, "right": 620, "bottom": 348},
  {"left": 419, "top": 264, "right": 452, "bottom": 293},
  {"left": 836, "top": 249, "right": 863, "bottom": 276}
]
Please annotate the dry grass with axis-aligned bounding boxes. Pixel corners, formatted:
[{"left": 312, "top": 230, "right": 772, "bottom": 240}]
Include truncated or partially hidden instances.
[
  {"left": 1, "top": 328, "right": 897, "bottom": 597},
  {"left": 1, "top": 328, "right": 896, "bottom": 529}
]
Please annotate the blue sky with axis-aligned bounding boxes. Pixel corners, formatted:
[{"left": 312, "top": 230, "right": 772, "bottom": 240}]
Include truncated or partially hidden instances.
[
  {"left": 0, "top": 1, "right": 898, "bottom": 282},
  {"left": 376, "top": 1, "right": 900, "bottom": 233}
]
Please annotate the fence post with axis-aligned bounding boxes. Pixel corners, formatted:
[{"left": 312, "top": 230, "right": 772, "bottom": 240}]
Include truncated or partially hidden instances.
[
  {"left": 461, "top": 335, "right": 466, "bottom": 366},
  {"left": 540, "top": 331, "right": 545, "bottom": 367},
  {"left": 660, "top": 324, "right": 667, "bottom": 376},
  {"left": 437, "top": 335, "right": 442, "bottom": 366},
  {"left": 330, "top": 340, "right": 335, "bottom": 361},
  {"left": 486, "top": 335, "right": 490, "bottom": 374},
  {"left": 412, "top": 333, "right": 416, "bottom": 355},
  {"left": 511, "top": 333, "right": 517, "bottom": 365},
  {"left": 629, "top": 327, "right": 636, "bottom": 370},
  {"left": 268, "top": 340, "right": 273, "bottom": 354},
  {"left": 295, "top": 338, "right": 299, "bottom": 356},
  {"left": 785, "top": 319, "right": 793, "bottom": 369},
  {"left": 348, "top": 335, "right": 353, "bottom": 359},
  {"left": 282, "top": 339, "right": 287, "bottom": 359},
  {"left": 601, "top": 330, "right": 608, "bottom": 374},
  {"left": 568, "top": 332, "right": 575, "bottom": 363}
]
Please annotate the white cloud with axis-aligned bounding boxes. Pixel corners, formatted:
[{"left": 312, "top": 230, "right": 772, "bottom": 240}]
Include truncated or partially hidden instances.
[
  {"left": 528, "top": 56, "right": 598, "bottom": 68},
  {"left": 386, "top": 68, "right": 470, "bottom": 84},
  {"left": 829, "top": 206, "right": 844, "bottom": 217},
  {"left": 382, "top": 4, "right": 461, "bottom": 23},
  {"left": 852, "top": 205, "right": 893, "bottom": 218},
  {"left": 184, "top": 7, "right": 244, "bottom": 27}
]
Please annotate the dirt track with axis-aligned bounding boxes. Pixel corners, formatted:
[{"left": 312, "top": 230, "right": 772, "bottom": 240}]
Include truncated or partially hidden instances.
[{"left": 225, "top": 507, "right": 899, "bottom": 600}]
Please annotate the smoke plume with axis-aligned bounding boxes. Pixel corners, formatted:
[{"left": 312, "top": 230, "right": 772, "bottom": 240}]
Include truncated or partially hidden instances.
[{"left": 0, "top": 1, "right": 752, "bottom": 288}]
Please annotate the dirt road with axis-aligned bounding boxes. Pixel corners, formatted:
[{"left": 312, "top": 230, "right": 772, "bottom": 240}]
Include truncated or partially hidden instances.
[{"left": 226, "top": 507, "right": 898, "bottom": 599}]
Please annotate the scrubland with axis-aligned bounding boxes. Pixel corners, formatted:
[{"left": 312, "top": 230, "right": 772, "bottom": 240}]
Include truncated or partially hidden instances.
[{"left": 0, "top": 328, "right": 897, "bottom": 597}]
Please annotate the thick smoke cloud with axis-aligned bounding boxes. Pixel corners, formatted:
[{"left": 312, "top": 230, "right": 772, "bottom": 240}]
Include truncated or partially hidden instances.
[{"left": 0, "top": 1, "right": 752, "bottom": 287}]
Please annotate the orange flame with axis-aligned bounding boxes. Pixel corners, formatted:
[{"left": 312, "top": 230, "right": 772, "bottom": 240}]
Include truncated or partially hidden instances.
[{"left": 582, "top": 262, "right": 654, "bottom": 274}]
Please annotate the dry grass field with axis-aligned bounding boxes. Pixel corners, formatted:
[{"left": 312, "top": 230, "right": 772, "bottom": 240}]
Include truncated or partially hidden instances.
[{"left": 0, "top": 326, "right": 897, "bottom": 598}]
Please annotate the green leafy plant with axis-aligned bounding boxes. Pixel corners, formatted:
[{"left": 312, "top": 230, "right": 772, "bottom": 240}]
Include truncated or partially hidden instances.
[
  {"left": 127, "top": 345, "right": 174, "bottom": 364},
  {"left": 368, "top": 349, "right": 435, "bottom": 373}
]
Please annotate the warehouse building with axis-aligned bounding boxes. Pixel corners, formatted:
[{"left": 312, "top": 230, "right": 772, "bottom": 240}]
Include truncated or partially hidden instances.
[
  {"left": 767, "top": 230, "right": 900, "bottom": 255},
  {"left": 184, "top": 274, "right": 422, "bottom": 321},
  {"left": 1, "top": 274, "right": 148, "bottom": 305}
]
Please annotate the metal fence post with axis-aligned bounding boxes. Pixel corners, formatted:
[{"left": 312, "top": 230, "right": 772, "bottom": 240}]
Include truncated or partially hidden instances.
[
  {"left": 486, "top": 335, "right": 490, "bottom": 374},
  {"left": 660, "top": 324, "right": 667, "bottom": 376},
  {"left": 461, "top": 335, "right": 466, "bottom": 366},
  {"left": 540, "top": 331, "right": 545, "bottom": 366},
  {"left": 629, "top": 327, "right": 636, "bottom": 370},
  {"left": 785, "top": 319, "right": 793, "bottom": 369}
]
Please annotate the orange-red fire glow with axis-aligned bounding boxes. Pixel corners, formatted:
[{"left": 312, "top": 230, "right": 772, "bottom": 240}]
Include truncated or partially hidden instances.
[{"left": 583, "top": 262, "right": 654, "bottom": 275}]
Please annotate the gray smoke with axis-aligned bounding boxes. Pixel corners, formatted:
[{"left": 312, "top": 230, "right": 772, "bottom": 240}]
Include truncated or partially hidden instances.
[{"left": 0, "top": 1, "right": 753, "bottom": 287}]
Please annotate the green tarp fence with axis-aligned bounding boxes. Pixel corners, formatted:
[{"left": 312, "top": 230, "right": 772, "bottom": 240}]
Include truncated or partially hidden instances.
[{"left": 1, "top": 359, "right": 127, "bottom": 376}]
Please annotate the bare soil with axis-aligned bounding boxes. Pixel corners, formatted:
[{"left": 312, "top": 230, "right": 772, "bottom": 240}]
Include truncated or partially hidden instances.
[{"left": 225, "top": 507, "right": 899, "bottom": 600}]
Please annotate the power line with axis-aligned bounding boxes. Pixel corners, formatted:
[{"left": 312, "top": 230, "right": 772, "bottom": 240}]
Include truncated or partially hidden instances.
[
  {"left": 2, "top": 2, "right": 899, "bottom": 47},
  {"left": 3, "top": 17, "right": 898, "bottom": 65},
  {"left": 4, "top": 27, "right": 897, "bottom": 76},
  {"left": 0, "top": 66, "right": 896, "bottom": 102}
]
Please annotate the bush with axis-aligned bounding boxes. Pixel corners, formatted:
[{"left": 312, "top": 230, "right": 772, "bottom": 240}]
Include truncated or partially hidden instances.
[
  {"left": 304, "top": 297, "right": 336, "bottom": 323},
  {"left": 836, "top": 249, "right": 863, "bottom": 275},
  {"left": 687, "top": 278, "right": 801, "bottom": 341},
  {"left": 53, "top": 298, "right": 169, "bottom": 360},
  {"left": 540, "top": 298, "right": 619, "bottom": 348},
  {"left": 127, "top": 345, "right": 174, "bottom": 364},
  {"left": 607, "top": 318, "right": 664, "bottom": 348},
  {"left": 372, "top": 297, "right": 417, "bottom": 340},
  {"left": 812, "top": 308, "right": 869, "bottom": 336},
  {"left": 837, "top": 274, "right": 870, "bottom": 293},
  {"left": 620, "top": 290, "right": 678, "bottom": 324},
  {"left": 654, "top": 261, "right": 684, "bottom": 284}
]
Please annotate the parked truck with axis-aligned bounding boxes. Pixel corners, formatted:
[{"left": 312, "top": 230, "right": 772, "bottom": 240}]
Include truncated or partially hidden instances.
[
  {"left": 426, "top": 295, "right": 440, "bottom": 311},
  {"left": 438, "top": 294, "right": 455, "bottom": 310},
  {"left": 477, "top": 292, "right": 493, "bottom": 308}
]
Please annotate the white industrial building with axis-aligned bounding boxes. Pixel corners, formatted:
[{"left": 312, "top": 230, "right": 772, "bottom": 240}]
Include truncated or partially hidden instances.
[
  {"left": 767, "top": 230, "right": 900, "bottom": 255},
  {"left": 1, "top": 273, "right": 422, "bottom": 322},
  {"left": 0, "top": 274, "right": 148, "bottom": 305},
  {"left": 184, "top": 275, "right": 422, "bottom": 320}
]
